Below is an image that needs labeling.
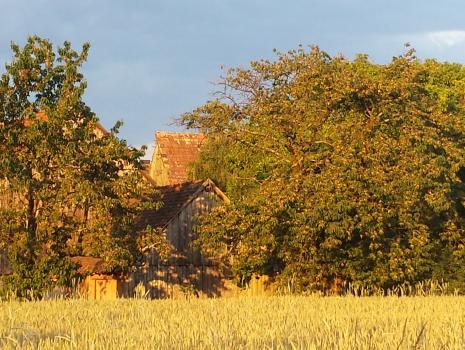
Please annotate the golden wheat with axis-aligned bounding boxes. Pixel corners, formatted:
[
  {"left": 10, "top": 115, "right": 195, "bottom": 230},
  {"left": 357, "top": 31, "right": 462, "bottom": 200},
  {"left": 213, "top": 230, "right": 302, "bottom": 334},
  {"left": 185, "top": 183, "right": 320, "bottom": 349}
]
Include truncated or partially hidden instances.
[{"left": 0, "top": 296, "right": 464, "bottom": 349}]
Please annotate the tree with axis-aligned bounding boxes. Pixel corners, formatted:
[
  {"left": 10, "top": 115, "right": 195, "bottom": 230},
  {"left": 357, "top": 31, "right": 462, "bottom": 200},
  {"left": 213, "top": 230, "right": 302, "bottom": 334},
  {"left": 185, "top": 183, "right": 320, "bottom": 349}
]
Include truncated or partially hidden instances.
[
  {"left": 181, "top": 47, "right": 465, "bottom": 292},
  {"left": 0, "top": 36, "right": 162, "bottom": 296}
]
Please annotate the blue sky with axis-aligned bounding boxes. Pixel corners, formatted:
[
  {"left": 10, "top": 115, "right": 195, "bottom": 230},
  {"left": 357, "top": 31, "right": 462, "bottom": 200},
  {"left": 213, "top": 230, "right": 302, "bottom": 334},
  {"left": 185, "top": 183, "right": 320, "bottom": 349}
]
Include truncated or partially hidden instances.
[{"left": 1, "top": 0, "right": 465, "bottom": 158}]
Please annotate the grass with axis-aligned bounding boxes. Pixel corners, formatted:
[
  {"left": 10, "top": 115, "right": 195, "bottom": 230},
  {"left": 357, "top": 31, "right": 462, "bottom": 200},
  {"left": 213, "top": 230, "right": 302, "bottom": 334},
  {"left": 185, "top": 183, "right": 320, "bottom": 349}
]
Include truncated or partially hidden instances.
[{"left": 1, "top": 295, "right": 465, "bottom": 349}]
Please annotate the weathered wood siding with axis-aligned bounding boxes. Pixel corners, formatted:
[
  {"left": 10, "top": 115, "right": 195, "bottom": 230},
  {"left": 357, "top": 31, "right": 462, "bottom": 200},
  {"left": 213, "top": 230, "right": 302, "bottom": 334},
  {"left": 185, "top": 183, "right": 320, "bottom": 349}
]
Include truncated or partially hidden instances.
[
  {"left": 80, "top": 274, "right": 129, "bottom": 300},
  {"left": 165, "top": 188, "right": 217, "bottom": 263},
  {"left": 130, "top": 187, "right": 236, "bottom": 298},
  {"left": 128, "top": 264, "right": 239, "bottom": 298},
  {"left": 0, "top": 250, "right": 12, "bottom": 275}
]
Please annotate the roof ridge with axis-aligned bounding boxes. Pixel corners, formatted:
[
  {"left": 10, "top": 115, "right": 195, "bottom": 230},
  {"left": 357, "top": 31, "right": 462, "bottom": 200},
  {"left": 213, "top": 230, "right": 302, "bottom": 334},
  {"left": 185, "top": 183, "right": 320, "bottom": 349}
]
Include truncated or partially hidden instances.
[{"left": 155, "top": 131, "right": 204, "bottom": 136}]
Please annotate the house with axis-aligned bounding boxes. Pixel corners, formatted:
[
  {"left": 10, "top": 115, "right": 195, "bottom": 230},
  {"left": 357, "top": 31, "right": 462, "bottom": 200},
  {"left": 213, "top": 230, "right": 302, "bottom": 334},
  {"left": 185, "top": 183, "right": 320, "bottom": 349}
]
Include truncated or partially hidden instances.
[{"left": 149, "top": 131, "right": 205, "bottom": 186}]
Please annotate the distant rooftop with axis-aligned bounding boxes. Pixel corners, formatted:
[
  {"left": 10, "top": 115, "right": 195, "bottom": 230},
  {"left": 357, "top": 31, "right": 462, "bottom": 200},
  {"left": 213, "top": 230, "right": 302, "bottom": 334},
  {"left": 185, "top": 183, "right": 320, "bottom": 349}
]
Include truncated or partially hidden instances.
[
  {"left": 70, "top": 256, "right": 105, "bottom": 274},
  {"left": 149, "top": 131, "right": 205, "bottom": 186}
]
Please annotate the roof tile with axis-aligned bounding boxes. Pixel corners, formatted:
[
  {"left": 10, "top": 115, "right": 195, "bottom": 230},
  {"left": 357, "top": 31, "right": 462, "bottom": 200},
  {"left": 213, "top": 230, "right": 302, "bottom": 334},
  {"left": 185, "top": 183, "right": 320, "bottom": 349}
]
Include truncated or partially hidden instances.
[{"left": 154, "top": 132, "right": 205, "bottom": 185}]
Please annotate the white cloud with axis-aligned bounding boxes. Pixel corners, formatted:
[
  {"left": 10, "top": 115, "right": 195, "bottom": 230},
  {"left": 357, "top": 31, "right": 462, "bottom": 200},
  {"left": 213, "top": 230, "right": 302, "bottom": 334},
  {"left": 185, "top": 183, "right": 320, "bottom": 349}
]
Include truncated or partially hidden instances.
[
  {"left": 427, "top": 30, "right": 465, "bottom": 47},
  {"left": 387, "top": 30, "right": 465, "bottom": 62}
]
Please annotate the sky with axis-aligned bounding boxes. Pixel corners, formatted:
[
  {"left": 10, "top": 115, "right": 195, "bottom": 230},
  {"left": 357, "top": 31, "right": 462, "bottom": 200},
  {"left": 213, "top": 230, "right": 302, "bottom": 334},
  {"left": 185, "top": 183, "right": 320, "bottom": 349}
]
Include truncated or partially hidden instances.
[{"left": 1, "top": 0, "right": 465, "bottom": 158}]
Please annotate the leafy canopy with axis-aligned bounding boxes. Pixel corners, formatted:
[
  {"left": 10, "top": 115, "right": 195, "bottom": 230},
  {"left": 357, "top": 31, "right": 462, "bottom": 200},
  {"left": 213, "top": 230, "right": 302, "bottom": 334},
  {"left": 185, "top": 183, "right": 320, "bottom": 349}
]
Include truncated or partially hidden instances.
[
  {"left": 0, "top": 36, "right": 163, "bottom": 296},
  {"left": 182, "top": 46, "right": 465, "bottom": 292}
]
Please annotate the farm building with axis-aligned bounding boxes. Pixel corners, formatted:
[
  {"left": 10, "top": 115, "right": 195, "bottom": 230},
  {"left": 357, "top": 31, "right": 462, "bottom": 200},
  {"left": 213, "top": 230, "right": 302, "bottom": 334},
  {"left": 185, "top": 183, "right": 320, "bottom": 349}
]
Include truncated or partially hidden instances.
[
  {"left": 139, "top": 179, "right": 229, "bottom": 258},
  {"left": 148, "top": 131, "right": 205, "bottom": 186},
  {"left": 130, "top": 178, "right": 234, "bottom": 299},
  {"left": 0, "top": 127, "right": 238, "bottom": 299},
  {"left": 70, "top": 256, "right": 129, "bottom": 300},
  {"left": 73, "top": 131, "right": 238, "bottom": 299},
  {"left": 74, "top": 178, "right": 234, "bottom": 300}
]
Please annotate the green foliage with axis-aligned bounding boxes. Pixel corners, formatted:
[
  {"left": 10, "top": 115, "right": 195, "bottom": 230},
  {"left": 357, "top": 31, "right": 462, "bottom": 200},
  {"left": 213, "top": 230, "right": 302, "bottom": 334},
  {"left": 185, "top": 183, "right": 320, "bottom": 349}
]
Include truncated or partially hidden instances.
[
  {"left": 0, "top": 36, "right": 162, "bottom": 297},
  {"left": 181, "top": 46, "right": 465, "bottom": 292}
]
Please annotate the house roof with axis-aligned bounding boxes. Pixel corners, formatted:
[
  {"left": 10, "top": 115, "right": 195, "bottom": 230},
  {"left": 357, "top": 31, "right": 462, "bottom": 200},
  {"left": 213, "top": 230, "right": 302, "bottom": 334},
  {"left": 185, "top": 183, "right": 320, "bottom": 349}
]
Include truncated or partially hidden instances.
[
  {"left": 94, "top": 122, "right": 109, "bottom": 137},
  {"left": 139, "top": 181, "right": 205, "bottom": 230},
  {"left": 70, "top": 256, "right": 105, "bottom": 274},
  {"left": 138, "top": 179, "right": 229, "bottom": 231},
  {"left": 141, "top": 159, "right": 151, "bottom": 169},
  {"left": 153, "top": 131, "right": 205, "bottom": 185},
  {"left": 20, "top": 111, "right": 109, "bottom": 138}
]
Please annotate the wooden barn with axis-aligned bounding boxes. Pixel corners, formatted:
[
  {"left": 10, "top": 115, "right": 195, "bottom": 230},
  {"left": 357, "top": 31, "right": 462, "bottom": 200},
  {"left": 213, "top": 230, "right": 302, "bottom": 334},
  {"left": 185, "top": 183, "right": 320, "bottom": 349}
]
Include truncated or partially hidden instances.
[
  {"left": 129, "top": 178, "right": 235, "bottom": 299},
  {"left": 74, "top": 177, "right": 234, "bottom": 300},
  {"left": 0, "top": 129, "right": 239, "bottom": 299},
  {"left": 73, "top": 131, "right": 238, "bottom": 299}
]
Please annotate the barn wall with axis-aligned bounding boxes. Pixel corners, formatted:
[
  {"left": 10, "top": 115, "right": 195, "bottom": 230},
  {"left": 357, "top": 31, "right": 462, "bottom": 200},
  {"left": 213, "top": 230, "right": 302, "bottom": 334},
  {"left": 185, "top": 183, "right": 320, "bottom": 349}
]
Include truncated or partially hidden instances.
[
  {"left": 129, "top": 187, "right": 236, "bottom": 298},
  {"left": 128, "top": 263, "right": 240, "bottom": 299},
  {"left": 79, "top": 274, "right": 129, "bottom": 300},
  {"left": 0, "top": 250, "right": 12, "bottom": 276},
  {"left": 165, "top": 188, "right": 217, "bottom": 261}
]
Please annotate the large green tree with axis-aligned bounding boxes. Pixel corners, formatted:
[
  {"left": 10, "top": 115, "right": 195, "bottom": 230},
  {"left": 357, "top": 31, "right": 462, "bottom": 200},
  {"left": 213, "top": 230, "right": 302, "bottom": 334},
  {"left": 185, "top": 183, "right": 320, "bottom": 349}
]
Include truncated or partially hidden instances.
[
  {"left": 182, "top": 47, "right": 465, "bottom": 292},
  {"left": 0, "top": 36, "right": 161, "bottom": 296}
]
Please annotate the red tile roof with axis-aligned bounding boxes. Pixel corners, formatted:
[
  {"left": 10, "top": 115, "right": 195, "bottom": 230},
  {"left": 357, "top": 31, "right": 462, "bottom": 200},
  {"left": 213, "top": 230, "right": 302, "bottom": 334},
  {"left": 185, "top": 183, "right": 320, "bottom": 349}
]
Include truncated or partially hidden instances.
[
  {"left": 154, "top": 132, "right": 205, "bottom": 185},
  {"left": 20, "top": 111, "right": 109, "bottom": 138},
  {"left": 22, "top": 111, "right": 48, "bottom": 127}
]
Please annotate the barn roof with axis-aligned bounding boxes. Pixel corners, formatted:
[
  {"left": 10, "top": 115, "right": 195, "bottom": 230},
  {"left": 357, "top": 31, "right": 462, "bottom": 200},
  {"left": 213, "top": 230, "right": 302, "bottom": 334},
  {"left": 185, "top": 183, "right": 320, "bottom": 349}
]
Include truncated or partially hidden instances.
[
  {"left": 152, "top": 131, "right": 205, "bottom": 185},
  {"left": 70, "top": 256, "right": 105, "bottom": 274},
  {"left": 141, "top": 159, "right": 151, "bottom": 169},
  {"left": 138, "top": 179, "right": 229, "bottom": 230}
]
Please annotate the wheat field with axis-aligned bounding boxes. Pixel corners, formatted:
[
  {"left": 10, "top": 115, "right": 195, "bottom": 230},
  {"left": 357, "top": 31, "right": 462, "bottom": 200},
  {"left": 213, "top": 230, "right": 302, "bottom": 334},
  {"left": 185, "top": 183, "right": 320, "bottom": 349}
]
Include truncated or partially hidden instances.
[{"left": 0, "top": 295, "right": 464, "bottom": 349}]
